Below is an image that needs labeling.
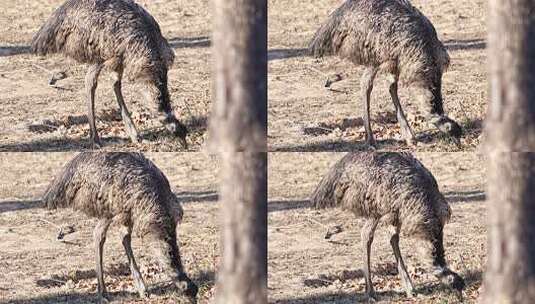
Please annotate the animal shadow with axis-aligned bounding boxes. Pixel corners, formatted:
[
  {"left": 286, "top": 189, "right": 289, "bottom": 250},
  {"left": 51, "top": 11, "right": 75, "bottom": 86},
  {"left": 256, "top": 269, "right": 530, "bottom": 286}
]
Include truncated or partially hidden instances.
[
  {"left": 0, "top": 45, "right": 30, "bottom": 57},
  {"left": 168, "top": 36, "right": 211, "bottom": 49},
  {"left": 303, "top": 269, "right": 365, "bottom": 288},
  {"left": 268, "top": 48, "right": 307, "bottom": 61}
]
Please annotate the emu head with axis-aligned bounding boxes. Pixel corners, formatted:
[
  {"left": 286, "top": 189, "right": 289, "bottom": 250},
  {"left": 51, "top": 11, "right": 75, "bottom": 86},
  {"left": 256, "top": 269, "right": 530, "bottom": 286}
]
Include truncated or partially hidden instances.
[
  {"left": 156, "top": 72, "right": 189, "bottom": 148},
  {"left": 415, "top": 72, "right": 463, "bottom": 144},
  {"left": 143, "top": 69, "right": 189, "bottom": 149},
  {"left": 175, "top": 273, "right": 199, "bottom": 301},
  {"left": 148, "top": 219, "right": 198, "bottom": 302},
  {"left": 431, "top": 116, "right": 463, "bottom": 144},
  {"left": 163, "top": 114, "right": 188, "bottom": 149},
  {"left": 435, "top": 268, "right": 465, "bottom": 301}
]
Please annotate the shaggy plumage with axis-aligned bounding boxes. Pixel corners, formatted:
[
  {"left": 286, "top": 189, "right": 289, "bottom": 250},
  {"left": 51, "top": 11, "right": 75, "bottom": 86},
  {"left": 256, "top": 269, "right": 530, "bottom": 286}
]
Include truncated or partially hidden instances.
[
  {"left": 311, "top": 152, "right": 465, "bottom": 300},
  {"left": 309, "top": 0, "right": 462, "bottom": 146},
  {"left": 32, "top": 0, "right": 188, "bottom": 148},
  {"left": 43, "top": 152, "right": 197, "bottom": 302}
]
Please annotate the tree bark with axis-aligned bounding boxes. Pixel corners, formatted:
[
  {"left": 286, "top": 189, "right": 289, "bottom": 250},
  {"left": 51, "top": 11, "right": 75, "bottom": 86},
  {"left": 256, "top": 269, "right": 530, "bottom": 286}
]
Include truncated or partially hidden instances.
[
  {"left": 211, "top": 0, "right": 267, "bottom": 303},
  {"left": 484, "top": 0, "right": 535, "bottom": 302},
  {"left": 484, "top": 154, "right": 535, "bottom": 303},
  {"left": 486, "top": 0, "right": 535, "bottom": 150},
  {"left": 210, "top": 0, "right": 267, "bottom": 152},
  {"left": 216, "top": 152, "right": 267, "bottom": 304}
]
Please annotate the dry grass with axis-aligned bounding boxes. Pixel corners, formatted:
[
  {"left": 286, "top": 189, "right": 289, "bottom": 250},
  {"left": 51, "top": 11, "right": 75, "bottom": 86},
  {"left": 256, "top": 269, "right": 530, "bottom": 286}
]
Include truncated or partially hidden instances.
[
  {"left": 268, "top": 0, "right": 487, "bottom": 152},
  {"left": 0, "top": 153, "right": 219, "bottom": 303},
  {"left": 268, "top": 152, "right": 486, "bottom": 303},
  {"left": 0, "top": 0, "right": 211, "bottom": 151}
]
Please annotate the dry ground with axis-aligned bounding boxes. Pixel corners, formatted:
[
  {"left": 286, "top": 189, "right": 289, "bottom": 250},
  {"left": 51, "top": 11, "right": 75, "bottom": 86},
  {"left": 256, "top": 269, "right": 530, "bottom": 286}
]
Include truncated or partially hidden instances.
[
  {"left": 268, "top": 153, "right": 486, "bottom": 303},
  {"left": 0, "top": 1, "right": 211, "bottom": 152},
  {"left": 0, "top": 153, "right": 219, "bottom": 303},
  {"left": 268, "top": 0, "right": 487, "bottom": 152}
]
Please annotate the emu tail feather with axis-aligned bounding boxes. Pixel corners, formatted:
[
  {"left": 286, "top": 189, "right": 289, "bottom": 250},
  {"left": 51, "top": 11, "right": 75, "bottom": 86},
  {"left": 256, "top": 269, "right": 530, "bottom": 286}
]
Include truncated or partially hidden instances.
[
  {"left": 42, "top": 155, "right": 82, "bottom": 209},
  {"left": 308, "top": 1, "right": 349, "bottom": 57},
  {"left": 310, "top": 155, "right": 350, "bottom": 209},
  {"left": 31, "top": 4, "right": 69, "bottom": 55}
]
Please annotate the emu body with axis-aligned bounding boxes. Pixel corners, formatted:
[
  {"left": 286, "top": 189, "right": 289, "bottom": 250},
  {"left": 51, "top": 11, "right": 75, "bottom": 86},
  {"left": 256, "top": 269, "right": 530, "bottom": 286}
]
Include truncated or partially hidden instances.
[
  {"left": 32, "top": 0, "right": 188, "bottom": 148},
  {"left": 309, "top": 0, "right": 462, "bottom": 146},
  {"left": 311, "top": 152, "right": 465, "bottom": 300},
  {"left": 42, "top": 152, "right": 197, "bottom": 302}
]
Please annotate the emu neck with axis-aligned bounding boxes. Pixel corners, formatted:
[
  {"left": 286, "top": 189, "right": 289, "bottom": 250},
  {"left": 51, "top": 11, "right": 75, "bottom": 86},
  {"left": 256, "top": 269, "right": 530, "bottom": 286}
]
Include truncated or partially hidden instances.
[
  {"left": 154, "top": 233, "right": 185, "bottom": 280},
  {"left": 430, "top": 229, "right": 448, "bottom": 274}
]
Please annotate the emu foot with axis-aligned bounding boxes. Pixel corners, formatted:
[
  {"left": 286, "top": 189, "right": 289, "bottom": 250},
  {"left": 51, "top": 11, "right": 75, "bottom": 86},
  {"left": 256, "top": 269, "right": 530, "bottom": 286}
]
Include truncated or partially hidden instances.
[
  {"left": 404, "top": 288, "right": 415, "bottom": 298},
  {"left": 404, "top": 136, "right": 417, "bottom": 147},
  {"left": 122, "top": 121, "right": 141, "bottom": 144},
  {"left": 365, "top": 132, "right": 377, "bottom": 148},
  {"left": 366, "top": 291, "right": 377, "bottom": 303},
  {"left": 90, "top": 136, "right": 102, "bottom": 149},
  {"left": 365, "top": 139, "right": 377, "bottom": 150},
  {"left": 97, "top": 293, "right": 109, "bottom": 304},
  {"left": 136, "top": 286, "right": 148, "bottom": 299},
  {"left": 128, "top": 133, "right": 142, "bottom": 144}
]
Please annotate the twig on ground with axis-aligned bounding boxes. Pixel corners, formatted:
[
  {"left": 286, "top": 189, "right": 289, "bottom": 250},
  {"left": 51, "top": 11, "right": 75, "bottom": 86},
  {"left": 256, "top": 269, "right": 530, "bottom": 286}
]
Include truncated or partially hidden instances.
[
  {"left": 38, "top": 218, "right": 61, "bottom": 229},
  {"left": 270, "top": 222, "right": 306, "bottom": 230},
  {"left": 38, "top": 218, "right": 76, "bottom": 240},
  {"left": 305, "top": 65, "right": 328, "bottom": 77}
]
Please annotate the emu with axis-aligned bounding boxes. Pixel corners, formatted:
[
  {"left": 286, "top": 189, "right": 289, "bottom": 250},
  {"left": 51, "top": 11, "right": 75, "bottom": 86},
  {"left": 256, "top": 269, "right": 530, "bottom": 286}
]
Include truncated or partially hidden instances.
[
  {"left": 31, "top": 0, "right": 188, "bottom": 148},
  {"left": 311, "top": 152, "right": 465, "bottom": 300},
  {"left": 42, "top": 152, "right": 197, "bottom": 303},
  {"left": 309, "top": 0, "right": 462, "bottom": 147}
]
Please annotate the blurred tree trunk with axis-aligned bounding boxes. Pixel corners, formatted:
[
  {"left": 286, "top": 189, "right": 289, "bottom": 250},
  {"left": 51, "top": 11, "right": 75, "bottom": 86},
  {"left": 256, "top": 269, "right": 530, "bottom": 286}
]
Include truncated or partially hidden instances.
[
  {"left": 484, "top": 154, "right": 535, "bottom": 303},
  {"left": 216, "top": 152, "right": 267, "bottom": 304},
  {"left": 211, "top": 0, "right": 267, "bottom": 303},
  {"left": 210, "top": 0, "right": 267, "bottom": 151},
  {"left": 484, "top": 0, "right": 535, "bottom": 303},
  {"left": 486, "top": 0, "right": 535, "bottom": 149}
]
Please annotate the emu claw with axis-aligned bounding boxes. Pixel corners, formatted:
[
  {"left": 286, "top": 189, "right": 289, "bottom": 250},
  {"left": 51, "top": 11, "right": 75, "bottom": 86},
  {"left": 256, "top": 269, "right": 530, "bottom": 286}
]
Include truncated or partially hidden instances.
[
  {"left": 366, "top": 293, "right": 377, "bottom": 303},
  {"left": 405, "top": 289, "right": 415, "bottom": 298},
  {"left": 98, "top": 294, "right": 109, "bottom": 304},
  {"left": 178, "top": 137, "right": 188, "bottom": 150},
  {"left": 365, "top": 134, "right": 377, "bottom": 148},
  {"left": 90, "top": 137, "right": 102, "bottom": 149},
  {"left": 139, "top": 291, "right": 148, "bottom": 299},
  {"left": 366, "top": 140, "right": 377, "bottom": 150},
  {"left": 405, "top": 137, "right": 417, "bottom": 147}
]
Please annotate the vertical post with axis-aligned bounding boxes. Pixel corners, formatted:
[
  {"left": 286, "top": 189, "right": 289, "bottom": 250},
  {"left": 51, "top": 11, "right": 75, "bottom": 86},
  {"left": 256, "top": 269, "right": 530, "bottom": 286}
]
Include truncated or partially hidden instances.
[
  {"left": 486, "top": 0, "right": 535, "bottom": 150},
  {"left": 484, "top": 0, "right": 535, "bottom": 302},
  {"left": 211, "top": 0, "right": 267, "bottom": 303},
  {"left": 211, "top": 0, "right": 267, "bottom": 151},
  {"left": 216, "top": 152, "right": 267, "bottom": 303}
]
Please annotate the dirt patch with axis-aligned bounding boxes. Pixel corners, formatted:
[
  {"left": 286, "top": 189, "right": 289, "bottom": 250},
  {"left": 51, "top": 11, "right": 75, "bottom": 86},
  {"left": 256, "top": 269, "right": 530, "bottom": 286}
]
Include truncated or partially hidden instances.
[
  {"left": 268, "top": 153, "right": 486, "bottom": 303},
  {"left": 0, "top": 0, "right": 211, "bottom": 151},
  {"left": 0, "top": 153, "right": 220, "bottom": 303},
  {"left": 268, "top": 0, "right": 487, "bottom": 152}
]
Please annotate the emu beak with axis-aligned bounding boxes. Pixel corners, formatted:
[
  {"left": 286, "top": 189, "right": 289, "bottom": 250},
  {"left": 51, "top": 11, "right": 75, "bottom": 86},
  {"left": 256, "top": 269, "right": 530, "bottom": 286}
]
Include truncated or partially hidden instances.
[
  {"left": 452, "top": 136, "right": 462, "bottom": 148},
  {"left": 48, "top": 71, "right": 67, "bottom": 86},
  {"left": 455, "top": 289, "right": 463, "bottom": 303},
  {"left": 178, "top": 137, "right": 188, "bottom": 150}
]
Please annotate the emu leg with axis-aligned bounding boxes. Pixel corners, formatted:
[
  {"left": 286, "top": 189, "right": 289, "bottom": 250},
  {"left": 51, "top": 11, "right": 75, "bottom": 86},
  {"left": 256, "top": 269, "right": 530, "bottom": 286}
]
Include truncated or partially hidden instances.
[
  {"left": 360, "top": 68, "right": 379, "bottom": 147},
  {"left": 361, "top": 218, "right": 380, "bottom": 300},
  {"left": 120, "top": 226, "right": 147, "bottom": 298},
  {"left": 85, "top": 64, "right": 103, "bottom": 148},
  {"left": 93, "top": 218, "right": 112, "bottom": 303},
  {"left": 112, "top": 71, "right": 140, "bottom": 143},
  {"left": 388, "top": 75, "right": 416, "bottom": 146},
  {"left": 390, "top": 226, "right": 415, "bottom": 297}
]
